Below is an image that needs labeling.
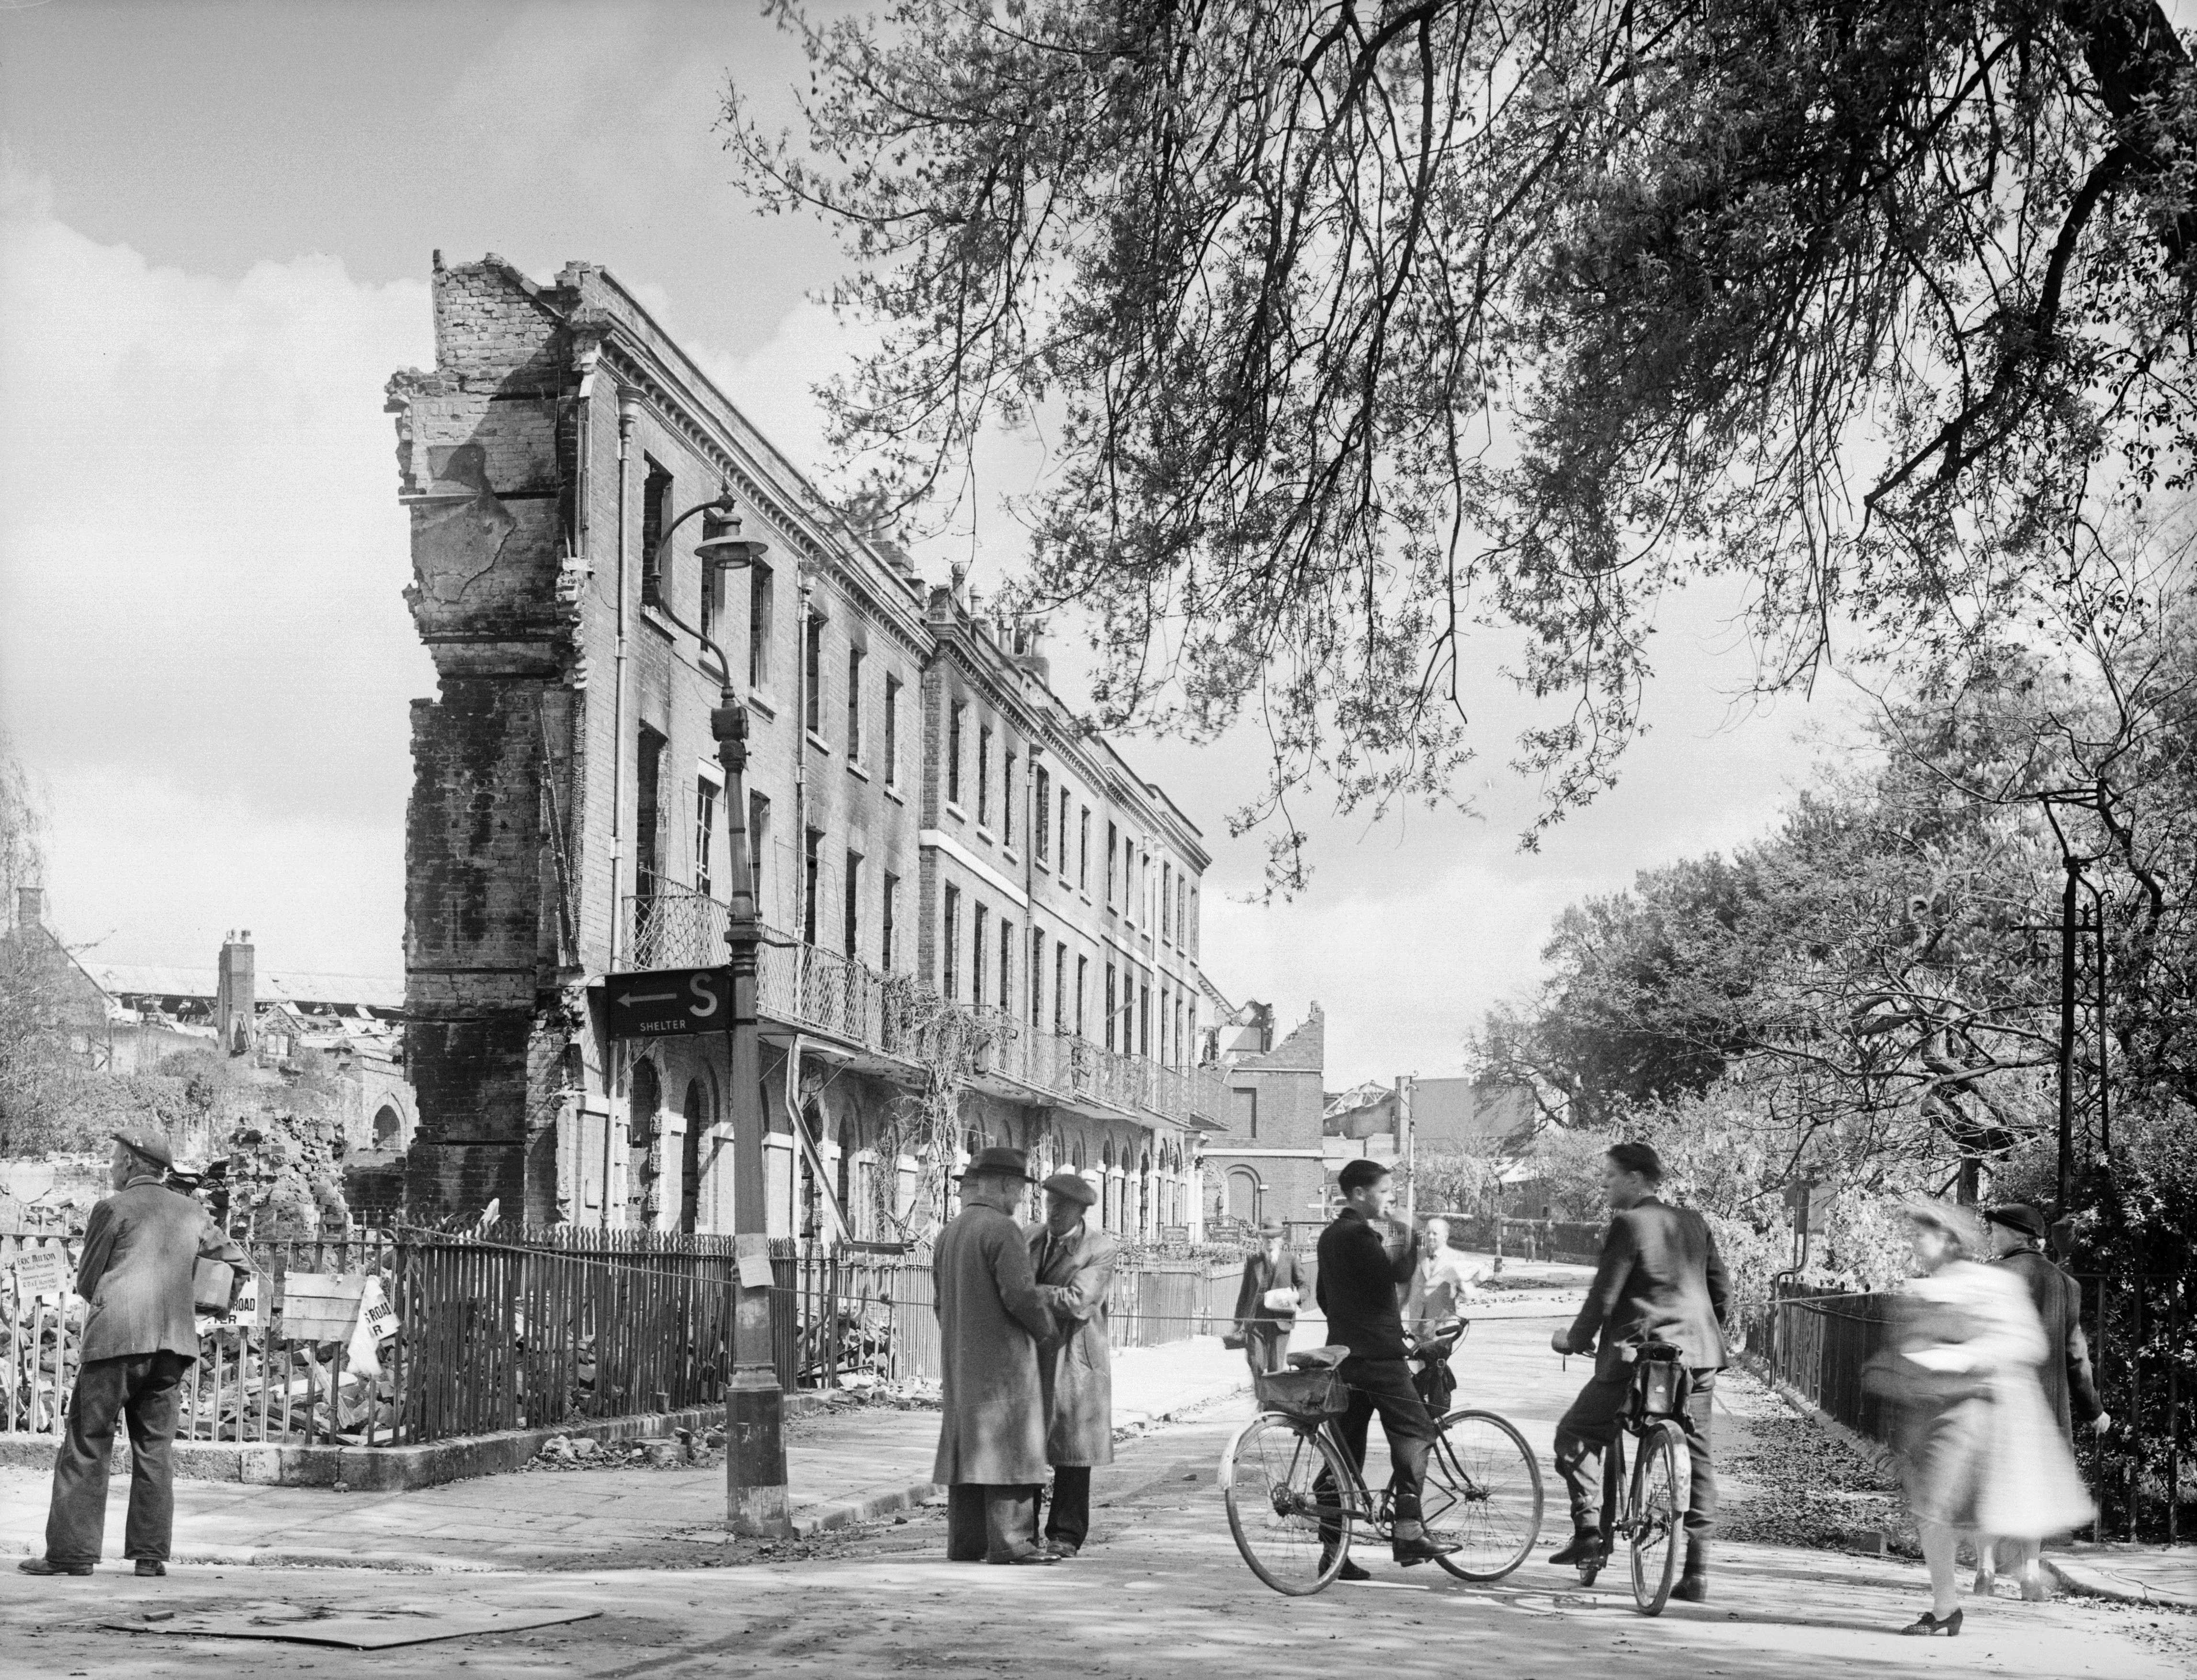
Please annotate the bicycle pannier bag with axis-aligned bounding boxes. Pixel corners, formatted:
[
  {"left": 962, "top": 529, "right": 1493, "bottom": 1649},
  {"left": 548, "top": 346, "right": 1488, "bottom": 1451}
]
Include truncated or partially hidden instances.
[
  {"left": 1634, "top": 1356, "right": 1686, "bottom": 1419},
  {"left": 1254, "top": 1367, "right": 1349, "bottom": 1420}
]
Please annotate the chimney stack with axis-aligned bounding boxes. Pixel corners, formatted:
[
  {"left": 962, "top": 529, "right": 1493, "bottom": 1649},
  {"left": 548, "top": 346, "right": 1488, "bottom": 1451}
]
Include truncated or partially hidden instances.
[{"left": 216, "top": 930, "right": 258, "bottom": 1057}]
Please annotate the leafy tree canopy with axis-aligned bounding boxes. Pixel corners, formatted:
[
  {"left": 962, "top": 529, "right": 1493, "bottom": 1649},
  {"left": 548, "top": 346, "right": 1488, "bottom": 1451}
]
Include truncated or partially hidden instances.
[{"left": 727, "top": 0, "right": 2197, "bottom": 877}]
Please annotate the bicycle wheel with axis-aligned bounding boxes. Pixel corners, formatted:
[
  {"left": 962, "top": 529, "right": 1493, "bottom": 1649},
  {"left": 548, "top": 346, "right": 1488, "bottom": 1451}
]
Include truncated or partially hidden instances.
[
  {"left": 1628, "top": 1422, "right": 1687, "bottom": 1615},
  {"left": 1425, "top": 1408, "right": 1544, "bottom": 1582},
  {"left": 1223, "top": 1414, "right": 1355, "bottom": 1596}
]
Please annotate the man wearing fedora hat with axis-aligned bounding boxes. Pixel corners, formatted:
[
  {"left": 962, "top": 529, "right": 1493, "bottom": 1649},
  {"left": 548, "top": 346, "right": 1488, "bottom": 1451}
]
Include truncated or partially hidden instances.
[
  {"left": 1976, "top": 1202, "right": 2108, "bottom": 1600},
  {"left": 1027, "top": 1169, "right": 1118, "bottom": 1559},
  {"left": 20, "top": 1128, "right": 251, "bottom": 1579},
  {"left": 932, "top": 1146, "right": 1057, "bottom": 1564}
]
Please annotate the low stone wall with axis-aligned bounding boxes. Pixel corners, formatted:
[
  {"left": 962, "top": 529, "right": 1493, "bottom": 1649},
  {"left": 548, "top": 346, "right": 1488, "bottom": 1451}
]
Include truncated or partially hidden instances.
[{"left": 0, "top": 1391, "right": 835, "bottom": 1492}]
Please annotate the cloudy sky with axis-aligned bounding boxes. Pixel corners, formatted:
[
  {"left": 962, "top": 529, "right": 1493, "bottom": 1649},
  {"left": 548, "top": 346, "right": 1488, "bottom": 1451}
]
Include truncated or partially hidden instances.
[{"left": 0, "top": 0, "right": 1856, "bottom": 1085}]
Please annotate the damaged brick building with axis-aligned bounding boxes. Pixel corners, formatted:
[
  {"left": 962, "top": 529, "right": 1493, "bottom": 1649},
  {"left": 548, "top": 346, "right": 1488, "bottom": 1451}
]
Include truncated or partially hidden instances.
[{"left": 385, "top": 254, "right": 1225, "bottom": 1237}]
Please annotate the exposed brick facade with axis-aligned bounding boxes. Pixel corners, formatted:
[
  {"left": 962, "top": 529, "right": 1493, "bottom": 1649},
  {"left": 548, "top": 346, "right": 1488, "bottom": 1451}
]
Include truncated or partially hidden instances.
[{"left": 388, "top": 253, "right": 1219, "bottom": 1236}]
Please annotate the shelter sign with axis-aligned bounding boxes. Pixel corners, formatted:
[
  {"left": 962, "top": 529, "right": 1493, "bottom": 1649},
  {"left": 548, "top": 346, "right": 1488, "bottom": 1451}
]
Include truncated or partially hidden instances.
[{"left": 604, "top": 968, "right": 732, "bottom": 1039}]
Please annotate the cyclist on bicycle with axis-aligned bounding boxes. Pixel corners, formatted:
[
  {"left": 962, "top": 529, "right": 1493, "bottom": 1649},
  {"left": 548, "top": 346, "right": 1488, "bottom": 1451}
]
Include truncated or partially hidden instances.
[
  {"left": 1314, "top": 1158, "right": 1461, "bottom": 1576},
  {"left": 1547, "top": 1141, "right": 1728, "bottom": 1601}
]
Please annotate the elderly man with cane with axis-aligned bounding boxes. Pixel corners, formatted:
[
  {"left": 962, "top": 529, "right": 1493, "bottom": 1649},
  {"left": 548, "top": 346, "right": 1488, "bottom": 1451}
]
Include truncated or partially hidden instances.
[
  {"left": 1027, "top": 1170, "right": 1119, "bottom": 1559},
  {"left": 932, "top": 1146, "right": 1058, "bottom": 1565},
  {"left": 19, "top": 1128, "right": 250, "bottom": 1578}
]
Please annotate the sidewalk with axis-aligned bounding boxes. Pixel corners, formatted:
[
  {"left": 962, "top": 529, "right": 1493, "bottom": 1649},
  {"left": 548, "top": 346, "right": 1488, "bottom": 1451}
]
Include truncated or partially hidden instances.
[
  {"left": 2047, "top": 1542, "right": 2197, "bottom": 1609},
  {"left": 0, "top": 1336, "right": 1248, "bottom": 1573}
]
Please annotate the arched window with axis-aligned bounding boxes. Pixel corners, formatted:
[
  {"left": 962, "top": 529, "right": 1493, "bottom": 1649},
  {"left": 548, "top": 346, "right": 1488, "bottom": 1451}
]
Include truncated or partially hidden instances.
[
  {"left": 628, "top": 1059, "right": 661, "bottom": 1230},
  {"left": 372, "top": 1104, "right": 402, "bottom": 1150},
  {"left": 1226, "top": 1166, "right": 1261, "bottom": 1225},
  {"left": 680, "top": 1077, "right": 712, "bottom": 1235}
]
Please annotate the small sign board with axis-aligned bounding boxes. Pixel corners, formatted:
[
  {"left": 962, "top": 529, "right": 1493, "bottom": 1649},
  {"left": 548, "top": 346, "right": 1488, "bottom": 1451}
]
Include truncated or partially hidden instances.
[
  {"left": 11, "top": 1244, "right": 69, "bottom": 1302},
  {"left": 280, "top": 1272, "right": 368, "bottom": 1343},
  {"left": 604, "top": 968, "right": 732, "bottom": 1039},
  {"left": 197, "top": 1275, "right": 262, "bottom": 1336}
]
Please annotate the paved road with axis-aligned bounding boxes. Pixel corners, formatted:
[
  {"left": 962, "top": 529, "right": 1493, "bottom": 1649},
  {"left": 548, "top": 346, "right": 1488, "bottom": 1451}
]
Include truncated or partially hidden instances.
[{"left": 4, "top": 1318, "right": 2184, "bottom": 1680}]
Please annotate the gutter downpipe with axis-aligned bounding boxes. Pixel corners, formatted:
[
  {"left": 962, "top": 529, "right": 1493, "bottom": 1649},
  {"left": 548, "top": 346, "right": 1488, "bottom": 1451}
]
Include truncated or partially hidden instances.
[{"left": 609, "top": 392, "right": 639, "bottom": 1222}]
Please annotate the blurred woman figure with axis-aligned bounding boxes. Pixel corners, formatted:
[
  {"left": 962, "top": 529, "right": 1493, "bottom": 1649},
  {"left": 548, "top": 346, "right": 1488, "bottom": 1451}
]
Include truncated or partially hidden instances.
[
  {"left": 1404, "top": 1217, "right": 1485, "bottom": 1338},
  {"left": 1873, "top": 1200, "right": 2093, "bottom": 1636}
]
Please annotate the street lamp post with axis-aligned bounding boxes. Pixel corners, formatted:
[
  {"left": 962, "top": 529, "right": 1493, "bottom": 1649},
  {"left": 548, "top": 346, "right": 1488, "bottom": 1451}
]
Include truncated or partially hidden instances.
[{"left": 634, "top": 470, "right": 790, "bottom": 1535}]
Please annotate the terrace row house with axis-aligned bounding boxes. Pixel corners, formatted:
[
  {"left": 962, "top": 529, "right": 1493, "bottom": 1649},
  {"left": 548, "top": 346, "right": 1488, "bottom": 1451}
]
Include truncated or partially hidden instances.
[{"left": 386, "top": 253, "right": 1224, "bottom": 1243}]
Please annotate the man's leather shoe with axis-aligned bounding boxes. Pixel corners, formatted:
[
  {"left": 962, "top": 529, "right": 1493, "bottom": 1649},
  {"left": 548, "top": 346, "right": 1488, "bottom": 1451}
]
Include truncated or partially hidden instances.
[
  {"left": 1548, "top": 1529, "right": 1601, "bottom": 1566},
  {"left": 1673, "top": 1572, "right": 1706, "bottom": 1602},
  {"left": 1320, "top": 1554, "right": 1371, "bottom": 1582},
  {"left": 134, "top": 1560, "right": 166, "bottom": 1578},
  {"left": 17, "top": 1557, "right": 93, "bottom": 1577},
  {"left": 1043, "top": 1543, "right": 1079, "bottom": 1560},
  {"left": 987, "top": 1549, "right": 1057, "bottom": 1565},
  {"left": 1393, "top": 1534, "right": 1461, "bottom": 1566}
]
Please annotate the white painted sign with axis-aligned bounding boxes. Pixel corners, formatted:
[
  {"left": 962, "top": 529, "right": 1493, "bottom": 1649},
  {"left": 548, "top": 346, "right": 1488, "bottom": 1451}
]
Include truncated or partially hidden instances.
[{"left": 11, "top": 1245, "right": 69, "bottom": 1302}]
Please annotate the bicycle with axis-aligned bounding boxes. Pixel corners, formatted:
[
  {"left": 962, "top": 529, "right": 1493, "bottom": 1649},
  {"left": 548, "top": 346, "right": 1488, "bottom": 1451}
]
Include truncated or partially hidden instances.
[
  {"left": 1221, "top": 1319, "right": 1543, "bottom": 1596},
  {"left": 1567, "top": 1337, "right": 1691, "bottom": 1615}
]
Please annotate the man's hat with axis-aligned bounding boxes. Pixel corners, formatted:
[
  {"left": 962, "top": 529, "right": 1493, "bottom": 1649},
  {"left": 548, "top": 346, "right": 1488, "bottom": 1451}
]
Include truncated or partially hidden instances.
[
  {"left": 1983, "top": 1203, "right": 2049, "bottom": 1241},
  {"left": 957, "top": 1146, "right": 1037, "bottom": 1183},
  {"left": 112, "top": 1127, "right": 175, "bottom": 1171},
  {"left": 1256, "top": 1220, "right": 1285, "bottom": 1238},
  {"left": 1040, "top": 1171, "right": 1097, "bottom": 1207}
]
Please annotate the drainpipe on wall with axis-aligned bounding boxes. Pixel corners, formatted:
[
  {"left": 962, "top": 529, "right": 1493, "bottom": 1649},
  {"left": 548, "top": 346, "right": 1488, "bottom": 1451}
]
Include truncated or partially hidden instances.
[{"left": 611, "top": 392, "right": 640, "bottom": 972}]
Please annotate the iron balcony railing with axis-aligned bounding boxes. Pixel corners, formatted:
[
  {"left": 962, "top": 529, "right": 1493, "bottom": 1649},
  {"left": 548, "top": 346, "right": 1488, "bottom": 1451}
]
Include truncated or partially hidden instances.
[{"left": 623, "top": 886, "right": 1226, "bottom": 1129}]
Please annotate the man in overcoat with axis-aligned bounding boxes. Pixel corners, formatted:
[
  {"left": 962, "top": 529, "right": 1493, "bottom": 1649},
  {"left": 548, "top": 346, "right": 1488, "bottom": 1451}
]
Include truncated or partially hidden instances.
[
  {"left": 1233, "top": 1221, "right": 1300, "bottom": 1375},
  {"left": 932, "top": 1146, "right": 1057, "bottom": 1565},
  {"left": 1977, "top": 1202, "right": 2109, "bottom": 1598},
  {"left": 20, "top": 1128, "right": 251, "bottom": 1578},
  {"left": 1548, "top": 1140, "right": 1729, "bottom": 1601},
  {"left": 1027, "top": 1170, "right": 1118, "bottom": 1559}
]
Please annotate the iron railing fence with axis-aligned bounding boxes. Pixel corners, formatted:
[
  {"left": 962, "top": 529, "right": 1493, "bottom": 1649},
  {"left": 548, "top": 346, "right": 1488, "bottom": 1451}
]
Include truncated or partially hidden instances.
[{"left": 1745, "top": 1272, "right": 2188, "bottom": 1544}]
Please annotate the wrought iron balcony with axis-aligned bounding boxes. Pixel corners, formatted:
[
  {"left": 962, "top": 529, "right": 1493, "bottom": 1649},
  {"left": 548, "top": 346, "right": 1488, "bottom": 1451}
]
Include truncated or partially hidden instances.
[{"left": 622, "top": 886, "right": 1227, "bottom": 1130}]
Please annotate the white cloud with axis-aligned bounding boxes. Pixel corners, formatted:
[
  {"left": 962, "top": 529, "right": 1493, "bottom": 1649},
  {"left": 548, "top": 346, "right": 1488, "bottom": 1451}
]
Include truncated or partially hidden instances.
[{"left": 0, "top": 163, "right": 431, "bottom": 970}]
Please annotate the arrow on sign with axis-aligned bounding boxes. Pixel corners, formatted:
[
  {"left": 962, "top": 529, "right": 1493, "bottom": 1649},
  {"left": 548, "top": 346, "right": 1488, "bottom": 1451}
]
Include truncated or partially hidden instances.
[{"left": 617, "top": 989, "right": 679, "bottom": 1006}]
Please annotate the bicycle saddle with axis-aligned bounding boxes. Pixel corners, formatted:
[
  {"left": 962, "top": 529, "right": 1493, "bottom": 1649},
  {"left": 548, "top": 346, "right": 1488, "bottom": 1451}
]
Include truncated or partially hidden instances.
[{"left": 1285, "top": 1345, "right": 1351, "bottom": 1370}]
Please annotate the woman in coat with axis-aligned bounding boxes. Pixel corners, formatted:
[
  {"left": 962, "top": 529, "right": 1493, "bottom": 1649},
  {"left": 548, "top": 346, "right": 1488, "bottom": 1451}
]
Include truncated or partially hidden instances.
[{"left": 1874, "top": 1199, "right": 2093, "bottom": 1635}]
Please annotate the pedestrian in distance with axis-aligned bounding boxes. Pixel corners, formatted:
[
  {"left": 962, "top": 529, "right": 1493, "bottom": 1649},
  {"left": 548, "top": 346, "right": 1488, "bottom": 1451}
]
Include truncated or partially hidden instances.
[
  {"left": 931, "top": 1146, "right": 1058, "bottom": 1566},
  {"left": 1403, "top": 1216, "right": 1484, "bottom": 1339},
  {"left": 1232, "top": 1221, "right": 1301, "bottom": 1376},
  {"left": 19, "top": 1128, "right": 252, "bottom": 1579},
  {"left": 1313, "top": 1158, "right": 1461, "bottom": 1578},
  {"left": 1026, "top": 1170, "right": 1118, "bottom": 1560},
  {"left": 1869, "top": 1199, "right": 2093, "bottom": 1636},
  {"left": 1972, "top": 1202, "right": 2110, "bottom": 1601},
  {"left": 1548, "top": 1140, "right": 1728, "bottom": 1602}
]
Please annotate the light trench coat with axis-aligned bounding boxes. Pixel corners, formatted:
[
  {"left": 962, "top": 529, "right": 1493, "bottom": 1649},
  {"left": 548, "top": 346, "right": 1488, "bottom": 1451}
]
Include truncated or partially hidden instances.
[
  {"left": 1889, "top": 1259, "right": 2094, "bottom": 1538},
  {"left": 1029, "top": 1221, "right": 1120, "bottom": 1467},
  {"left": 930, "top": 1203, "right": 1055, "bottom": 1487}
]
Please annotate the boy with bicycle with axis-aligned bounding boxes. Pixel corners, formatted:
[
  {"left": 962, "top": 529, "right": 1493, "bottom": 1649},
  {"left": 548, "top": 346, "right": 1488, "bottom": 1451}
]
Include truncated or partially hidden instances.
[
  {"left": 1548, "top": 1141, "right": 1728, "bottom": 1601},
  {"left": 1313, "top": 1158, "right": 1462, "bottom": 1576}
]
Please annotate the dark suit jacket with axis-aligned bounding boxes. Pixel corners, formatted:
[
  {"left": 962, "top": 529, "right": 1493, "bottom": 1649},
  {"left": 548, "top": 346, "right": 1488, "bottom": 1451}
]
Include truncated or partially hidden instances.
[
  {"left": 1315, "top": 1208, "right": 1417, "bottom": 1361},
  {"left": 1233, "top": 1249, "right": 1303, "bottom": 1326},
  {"left": 1564, "top": 1197, "right": 1729, "bottom": 1379},
  {"left": 75, "top": 1177, "right": 251, "bottom": 1365},
  {"left": 1995, "top": 1247, "right": 2102, "bottom": 1433}
]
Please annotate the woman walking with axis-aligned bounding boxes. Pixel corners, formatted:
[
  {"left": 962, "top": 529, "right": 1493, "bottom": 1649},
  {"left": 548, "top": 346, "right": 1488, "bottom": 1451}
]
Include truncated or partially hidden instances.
[{"left": 1872, "top": 1200, "right": 2093, "bottom": 1636}]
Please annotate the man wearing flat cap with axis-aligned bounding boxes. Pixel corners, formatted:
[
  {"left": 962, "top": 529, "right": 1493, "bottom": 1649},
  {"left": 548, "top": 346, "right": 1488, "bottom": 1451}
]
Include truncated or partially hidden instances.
[
  {"left": 932, "top": 1146, "right": 1057, "bottom": 1565},
  {"left": 1232, "top": 1221, "right": 1301, "bottom": 1376},
  {"left": 1977, "top": 1202, "right": 2108, "bottom": 1599},
  {"left": 1027, "top": 1169, "right": 1118, "bottom": 1559},
  {"left": 20, "top": 1128, "right": 251, "bottom": 1579}
]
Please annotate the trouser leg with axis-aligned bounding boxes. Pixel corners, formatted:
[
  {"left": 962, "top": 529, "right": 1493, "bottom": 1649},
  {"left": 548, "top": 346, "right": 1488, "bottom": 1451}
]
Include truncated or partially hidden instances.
[
  {"left": 1348, "top": 1359, "right": 1438, "bottom": 1528},
  {"left": 1552, "top": 1376, "right": 1628, "bottom": 1534},
  {"left": 982, "top": 1486, "right": 1038, "bottom": 1562},
  {"left": 1680, "top": 1367, "right": 1717, "bottom": 1542},
  {"left": 122, "top": 1352, "right": 189, "bottom": 1563},
  {"left": 947, "top": 1484, "right": 989, "bottom": 1561},
  {"left": 46, "top": 1355, "right": 134, "bottom": 1565},
  {"left": 1046, "top": 1466, "right": 1091, "bottom": 1550},
  {"left": 1318, "top": 1385, "right": 1376, "bottom": 1553},
  {"left": 1247, "top": 1325, "right": 1290, "bottom": 1375}
]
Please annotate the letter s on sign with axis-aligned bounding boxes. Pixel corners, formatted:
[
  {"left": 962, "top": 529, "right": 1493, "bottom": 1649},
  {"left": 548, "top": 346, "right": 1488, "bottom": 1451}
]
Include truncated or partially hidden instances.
[{"left": 688, "top": 970, "right": 723, "bottom": 1021}]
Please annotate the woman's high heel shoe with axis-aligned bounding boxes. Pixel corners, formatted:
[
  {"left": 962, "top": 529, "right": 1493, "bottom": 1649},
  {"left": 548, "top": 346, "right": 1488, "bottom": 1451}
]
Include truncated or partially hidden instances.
[{"left": 1900, "top": 1609, "right": 1963, "bottom": 1636}]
